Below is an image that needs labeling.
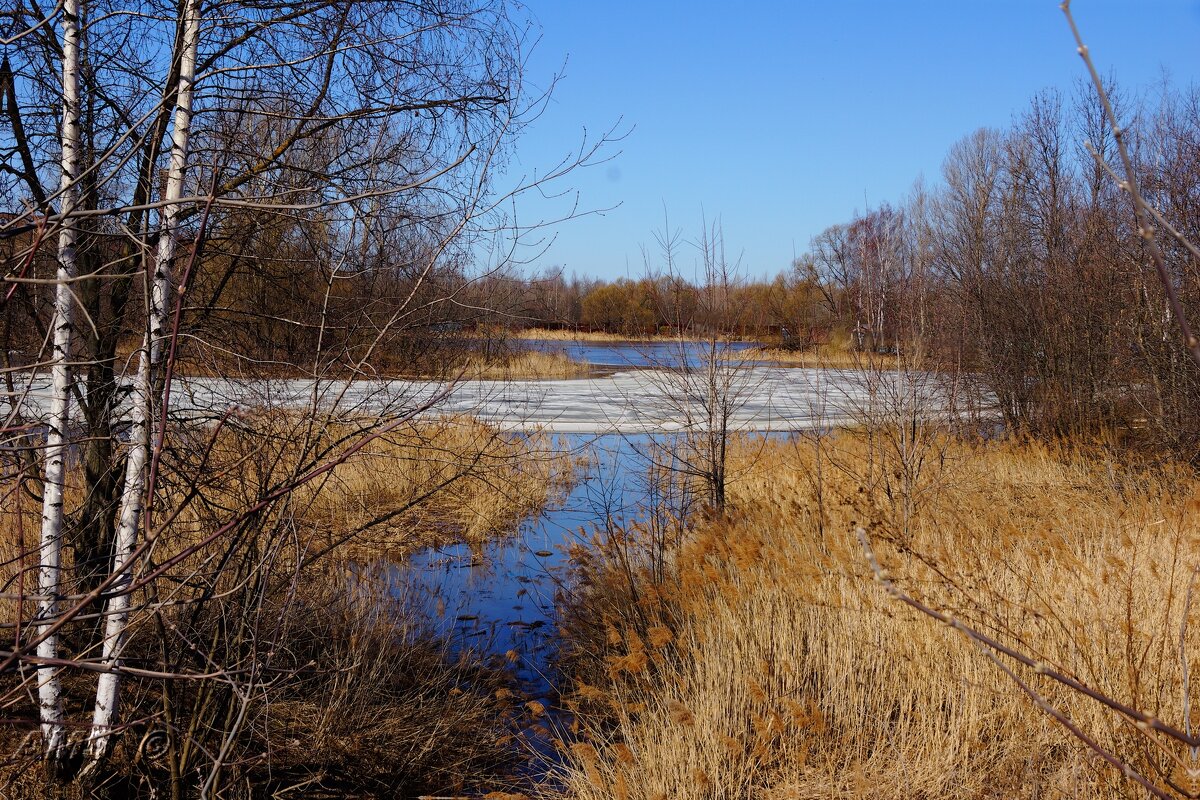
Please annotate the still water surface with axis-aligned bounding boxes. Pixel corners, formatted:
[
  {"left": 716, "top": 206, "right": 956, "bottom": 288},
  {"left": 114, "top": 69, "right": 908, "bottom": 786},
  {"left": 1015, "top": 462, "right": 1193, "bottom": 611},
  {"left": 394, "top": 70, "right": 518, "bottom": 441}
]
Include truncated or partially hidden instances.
[
  {"left": 392, "top": 429, "right": 801, "bottom": 775},
  {"left": 392, "top": 433, "right": 659, "bottom": 767},
  {"left": 522, "top": 337, "right": 759, "bottom": 369}
]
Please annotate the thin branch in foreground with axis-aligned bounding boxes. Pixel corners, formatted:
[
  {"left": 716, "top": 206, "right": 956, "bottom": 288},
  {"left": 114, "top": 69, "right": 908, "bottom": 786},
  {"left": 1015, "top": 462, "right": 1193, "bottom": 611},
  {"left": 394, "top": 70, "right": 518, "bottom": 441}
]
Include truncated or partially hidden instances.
[
  {"left": 857, "top": 526, "right": 1191, "bottom": 797},
  {"left": 1062, "top": 0, "right": 1200, "bottom": 367}
]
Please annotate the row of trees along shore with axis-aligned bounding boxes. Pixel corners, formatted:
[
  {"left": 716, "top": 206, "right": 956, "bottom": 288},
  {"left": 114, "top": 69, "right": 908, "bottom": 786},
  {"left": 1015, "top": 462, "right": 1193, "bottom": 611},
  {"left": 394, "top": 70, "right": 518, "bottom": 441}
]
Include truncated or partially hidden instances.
[
  {"left": 495, "top": 82, "right": 1200, "bottom": 458},
  {"left": 8, "top": 77, "right": 1200, "bottom": 451}
]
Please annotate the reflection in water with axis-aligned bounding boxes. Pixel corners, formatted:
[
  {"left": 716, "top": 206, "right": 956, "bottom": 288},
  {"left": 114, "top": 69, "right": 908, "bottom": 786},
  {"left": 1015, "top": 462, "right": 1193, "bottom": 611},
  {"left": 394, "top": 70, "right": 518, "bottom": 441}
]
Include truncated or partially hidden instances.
[
  {"left": 391, "top": 434, "right": 652, "bottom": 768},
  {"left": 521, "top": 337, "right": 759, "bottom": 370}
]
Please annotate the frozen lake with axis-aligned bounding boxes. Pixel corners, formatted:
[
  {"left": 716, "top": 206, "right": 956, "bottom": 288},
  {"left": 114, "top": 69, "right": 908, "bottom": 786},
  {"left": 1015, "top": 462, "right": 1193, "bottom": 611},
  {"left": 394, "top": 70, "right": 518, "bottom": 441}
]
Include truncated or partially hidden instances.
[{"left": 4, "top": 365, "right": 960, "bottom": 434}]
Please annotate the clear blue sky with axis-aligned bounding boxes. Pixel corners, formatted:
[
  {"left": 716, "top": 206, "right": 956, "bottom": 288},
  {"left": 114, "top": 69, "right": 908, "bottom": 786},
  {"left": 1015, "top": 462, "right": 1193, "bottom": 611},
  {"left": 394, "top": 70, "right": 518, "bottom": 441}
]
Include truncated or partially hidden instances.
[{"left": 507, "top": 1, "right": 1200, "bottom": 281}]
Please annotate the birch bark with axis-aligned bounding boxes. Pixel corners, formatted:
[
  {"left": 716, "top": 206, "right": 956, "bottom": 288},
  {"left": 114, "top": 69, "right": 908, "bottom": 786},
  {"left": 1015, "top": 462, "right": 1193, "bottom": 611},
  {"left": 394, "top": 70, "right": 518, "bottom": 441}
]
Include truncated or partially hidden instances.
[
  {"left": 84, "top": 0, "right": 200, "bottom": 765},
  {"left": 36, "top": 0, "right": 81, "bottom": 760}
]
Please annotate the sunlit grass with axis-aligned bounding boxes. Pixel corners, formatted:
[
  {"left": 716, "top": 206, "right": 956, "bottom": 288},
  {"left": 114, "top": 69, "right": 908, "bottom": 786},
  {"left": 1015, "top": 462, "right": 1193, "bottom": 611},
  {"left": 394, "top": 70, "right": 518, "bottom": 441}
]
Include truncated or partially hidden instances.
[
  {"left": 741, "top": 344, "right": 901, "bottom": 369},
  {"left": 553, "top": 431, "right": 1200, "bottom": 799},
  {"left": 458, "top": 349, "right": 591, "bottom": 380},
  {"left": 0, "top": 414, "right": 575, "bottom": 607},
  {"left": 511, "top": 327, "right": 711, "bottom": 343}
]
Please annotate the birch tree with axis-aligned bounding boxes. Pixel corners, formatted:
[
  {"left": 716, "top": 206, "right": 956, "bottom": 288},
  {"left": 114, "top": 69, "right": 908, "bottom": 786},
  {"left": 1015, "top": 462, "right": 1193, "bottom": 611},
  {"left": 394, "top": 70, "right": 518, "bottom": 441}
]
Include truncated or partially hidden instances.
[
  {"left": 84, "top": 0, "right": 200, "bottom": 768},
  {"left": 35, "top": 0, "right": 80, "bottom": 766}
]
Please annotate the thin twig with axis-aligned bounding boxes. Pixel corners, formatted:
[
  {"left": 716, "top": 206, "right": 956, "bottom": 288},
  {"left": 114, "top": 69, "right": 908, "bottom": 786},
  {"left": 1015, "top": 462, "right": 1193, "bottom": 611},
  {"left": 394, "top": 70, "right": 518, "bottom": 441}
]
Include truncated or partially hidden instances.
[{"left": 1062, "top": 0, "right": 1200, "bottom": 367}]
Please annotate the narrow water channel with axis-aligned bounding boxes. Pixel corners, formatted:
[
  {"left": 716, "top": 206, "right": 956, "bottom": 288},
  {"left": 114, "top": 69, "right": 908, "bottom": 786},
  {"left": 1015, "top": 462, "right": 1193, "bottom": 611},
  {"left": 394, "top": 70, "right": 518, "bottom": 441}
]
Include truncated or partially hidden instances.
[{"left": 391, "top": 434, "right": 653, "bottom": 771}]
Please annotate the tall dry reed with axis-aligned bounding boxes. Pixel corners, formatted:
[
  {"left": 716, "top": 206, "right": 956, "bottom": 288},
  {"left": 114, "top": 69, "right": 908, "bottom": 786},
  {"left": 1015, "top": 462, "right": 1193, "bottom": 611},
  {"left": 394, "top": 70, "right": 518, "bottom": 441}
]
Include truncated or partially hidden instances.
[
  {"left": 552, "top": 432, "right": 1200, "bottom": 799},
  {"left": 458, "top": 349, "right": 591, "bottom": 379},
  {"left": 511, "top": 327, "right": 708, "bottom": 343}
]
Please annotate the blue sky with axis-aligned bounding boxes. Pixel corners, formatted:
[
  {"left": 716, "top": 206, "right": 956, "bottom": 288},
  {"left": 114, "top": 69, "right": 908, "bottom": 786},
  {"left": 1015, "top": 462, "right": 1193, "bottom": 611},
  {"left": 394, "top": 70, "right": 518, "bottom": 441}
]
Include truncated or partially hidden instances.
[{"left": 507, "top": 1, "right": 1200, "bottom": 281}]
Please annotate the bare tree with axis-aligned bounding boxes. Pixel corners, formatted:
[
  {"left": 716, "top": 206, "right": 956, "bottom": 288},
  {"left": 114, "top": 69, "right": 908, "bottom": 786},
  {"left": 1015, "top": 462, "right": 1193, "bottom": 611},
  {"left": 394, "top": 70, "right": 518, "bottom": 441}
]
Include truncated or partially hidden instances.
[{"left": 634, "top": 218, "right": 760, "bottom": 511}]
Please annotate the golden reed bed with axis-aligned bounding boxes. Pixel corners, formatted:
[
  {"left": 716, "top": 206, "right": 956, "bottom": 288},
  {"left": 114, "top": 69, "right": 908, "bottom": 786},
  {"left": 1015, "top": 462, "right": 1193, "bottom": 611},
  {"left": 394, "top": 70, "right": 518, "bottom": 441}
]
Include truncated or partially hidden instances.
[{"left": 553, "top": 431, "right": 1200, "bottom": 799}]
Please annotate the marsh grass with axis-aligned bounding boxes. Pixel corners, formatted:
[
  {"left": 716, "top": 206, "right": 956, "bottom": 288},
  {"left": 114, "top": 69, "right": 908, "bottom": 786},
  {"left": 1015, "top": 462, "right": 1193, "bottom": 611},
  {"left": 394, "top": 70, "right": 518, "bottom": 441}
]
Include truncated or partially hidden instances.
[
  {"left": 737, "top": 330, "right": 903, "bottom": 370},
  {"left": 458, "top": 349, "right": 592, "bottom": 380},
  {"left": 1, "top": 566, "right": 522, "bottom": 800},
  {"left": 148, "top": 332, "right": 591, "bottom": 380},
  {"left": 130, "top": 412, "right": 576, "bottom": 561},
  {"left": 552, "top": 431, "right": 1200, "bottom": 799},
  {"left": 740, "top": 345, "right": 901, "bottom": 370},
  {"left": 511, "top": 327, "right": 710, "bottom": 343}
]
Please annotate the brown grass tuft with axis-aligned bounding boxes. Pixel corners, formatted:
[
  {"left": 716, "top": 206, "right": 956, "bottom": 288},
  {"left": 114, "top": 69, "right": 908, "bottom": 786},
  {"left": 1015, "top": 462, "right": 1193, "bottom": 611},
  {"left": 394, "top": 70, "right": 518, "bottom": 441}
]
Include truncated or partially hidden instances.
[{"left": 457, "top": 349, "right": 591, "bottom": 379}]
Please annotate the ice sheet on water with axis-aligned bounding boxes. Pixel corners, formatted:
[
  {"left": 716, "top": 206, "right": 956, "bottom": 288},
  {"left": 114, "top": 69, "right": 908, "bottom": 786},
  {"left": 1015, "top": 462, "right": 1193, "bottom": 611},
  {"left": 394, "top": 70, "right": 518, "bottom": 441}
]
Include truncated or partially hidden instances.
[{"left": 7, "top": 366, "right": 964, "bottom": 433}]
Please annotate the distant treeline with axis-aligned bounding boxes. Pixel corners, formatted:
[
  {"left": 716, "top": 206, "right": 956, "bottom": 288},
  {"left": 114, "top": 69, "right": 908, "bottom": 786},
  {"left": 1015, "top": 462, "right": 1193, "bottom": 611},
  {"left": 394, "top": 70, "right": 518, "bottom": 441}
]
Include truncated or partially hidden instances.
[{"left": 4, "top": 82, "right": 1199, "bottom": 452}]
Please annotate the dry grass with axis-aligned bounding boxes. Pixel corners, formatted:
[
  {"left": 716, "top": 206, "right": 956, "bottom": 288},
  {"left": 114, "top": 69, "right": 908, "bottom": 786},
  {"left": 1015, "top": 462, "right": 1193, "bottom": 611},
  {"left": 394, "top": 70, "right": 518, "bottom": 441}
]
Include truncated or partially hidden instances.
[
  {"left": 552, "top": 431, "right": 1200, "bottom": 799},
  {"left": 143, "top": 334, "right": 591, "bottom": 381},
  {"left": 737, "top": 330, "right": 902, "bottom": 369},
  {"left": 233, "top": 564, "right": 523, "bottom": 797},
  {"left": 0, "top": 566, "right": 523, "bottom": 800},
  {"left": 305, "top": 416, "right": 573, "bottom": 546},
  {"left": 511, "top": 327, "right": 707, "bottom": 343},
  {"left": 740, "top": 345, "right": 901, "bottom": 370},
  {"left": 735, "top": 328, "right": 915, "bottom": 369},
  {"left": 0, "top": 415, "right": 572, "bottom": 579},
  {"left": 171, "top": 412, "right": 575, "bottom": 555},
  {"left": 458, "top": 349, "right": 591, "bottom": 380}
]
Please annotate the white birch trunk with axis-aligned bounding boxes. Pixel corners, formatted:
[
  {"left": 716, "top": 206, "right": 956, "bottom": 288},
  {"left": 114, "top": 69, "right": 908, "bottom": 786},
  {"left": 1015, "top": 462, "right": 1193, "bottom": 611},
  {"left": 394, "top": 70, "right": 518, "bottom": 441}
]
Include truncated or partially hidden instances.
[
  {"left": 36, "top": 0, "right": 82, "bottom": 760},
  {"left": 84, "top": 0, "right": 200, "bottom": 766}
]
